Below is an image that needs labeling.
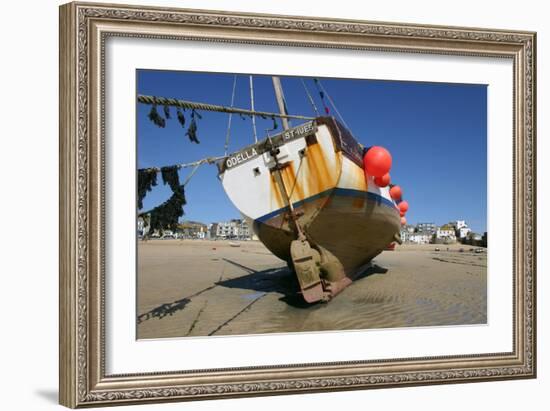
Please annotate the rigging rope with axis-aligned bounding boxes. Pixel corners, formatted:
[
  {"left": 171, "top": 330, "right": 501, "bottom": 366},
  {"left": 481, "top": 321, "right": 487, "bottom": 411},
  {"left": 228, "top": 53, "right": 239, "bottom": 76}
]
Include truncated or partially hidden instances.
[
  {"left": 138, "top": 95, "right": 314, "bottom": 121},
  {"left": 301, "top": 79, "right": 320, "bottom": 117},
  {"left": 315, "top": 79, "right": 351, "bottom": 131},
  {"left": 182, "top": 163, "right": 202, "bottom": 187},
  {"left": 224, "top": 75, "right": 238, "bottom": 156},
  {"left": 313, "top": 78, "right": 330, "bottom": 115}
]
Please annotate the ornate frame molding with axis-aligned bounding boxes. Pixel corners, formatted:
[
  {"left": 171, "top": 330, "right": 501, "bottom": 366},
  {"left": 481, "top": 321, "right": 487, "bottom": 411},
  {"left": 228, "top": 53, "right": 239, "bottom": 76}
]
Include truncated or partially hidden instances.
[{"left": 59, "top": 2, "right": 536, "bottom": 408}]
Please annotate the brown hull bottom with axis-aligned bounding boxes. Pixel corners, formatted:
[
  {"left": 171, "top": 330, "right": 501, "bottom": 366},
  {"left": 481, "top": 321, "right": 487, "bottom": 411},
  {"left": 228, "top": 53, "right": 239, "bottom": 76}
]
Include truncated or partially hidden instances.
[{"left": 253, "top": 191, "right": 401, "bottom": 301}]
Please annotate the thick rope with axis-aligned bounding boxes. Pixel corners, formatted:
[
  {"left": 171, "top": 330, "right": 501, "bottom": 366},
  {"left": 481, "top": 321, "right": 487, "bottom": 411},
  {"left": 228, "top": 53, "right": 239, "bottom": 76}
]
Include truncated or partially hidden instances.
[
  {"left": 138, "top": 95, "right": 314, "bottom": 121},
  {"left": 139, "top": 155, "right": 225, "bottom": 176}
]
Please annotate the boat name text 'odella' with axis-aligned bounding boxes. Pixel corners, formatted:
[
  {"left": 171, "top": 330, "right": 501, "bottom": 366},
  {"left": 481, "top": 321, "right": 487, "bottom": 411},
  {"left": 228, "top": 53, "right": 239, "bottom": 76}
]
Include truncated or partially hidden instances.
[
  {"left": 225, "top": 148, "right": 259, "bottom": 169},
  {"left": 223, "top": 121, "right": 317, "bottom": 171}
]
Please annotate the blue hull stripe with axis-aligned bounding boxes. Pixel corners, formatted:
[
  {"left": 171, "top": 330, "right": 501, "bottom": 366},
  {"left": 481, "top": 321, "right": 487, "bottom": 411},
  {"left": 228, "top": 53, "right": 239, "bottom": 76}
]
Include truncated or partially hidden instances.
[{"left": 256, "top": 188, "right": 398, "bottom": 223}]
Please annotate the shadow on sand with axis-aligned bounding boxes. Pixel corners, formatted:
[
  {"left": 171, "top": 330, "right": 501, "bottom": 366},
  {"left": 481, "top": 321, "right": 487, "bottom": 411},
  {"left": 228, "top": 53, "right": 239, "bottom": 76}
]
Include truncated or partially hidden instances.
[
  {"left": 219, "top": 258, "right": 388, "bottom": 308},
  {"left": 137, "top": 259, "right": 389, "bottom": 322}
]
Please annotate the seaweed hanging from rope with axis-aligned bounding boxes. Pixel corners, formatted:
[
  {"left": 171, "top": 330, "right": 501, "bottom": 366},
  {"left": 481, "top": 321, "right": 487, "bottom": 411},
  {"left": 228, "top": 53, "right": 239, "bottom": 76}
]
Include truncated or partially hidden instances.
[
  {"left": 271, "top": 115, "right": 278, "bottom": 130},
  {"left": 176, "top": 107, "right": 186, "bottom": 127},
  {"left": 145, "top": 186, "right": 187, "bottom": 232},
  {"left": 160, "top": 165, "right": 181, "bottom": 192},
  {"left": 185, "top": 109, "right": 201, "bottom": 144},
  {"left": 147, "top": 104, "right": 166, "bottom": 128},
  {"left": 141, "top": 166, "right": 187, "bottom": 231},
  {"left": 137, "top": 169, "right": 158, "bottom": 210}
]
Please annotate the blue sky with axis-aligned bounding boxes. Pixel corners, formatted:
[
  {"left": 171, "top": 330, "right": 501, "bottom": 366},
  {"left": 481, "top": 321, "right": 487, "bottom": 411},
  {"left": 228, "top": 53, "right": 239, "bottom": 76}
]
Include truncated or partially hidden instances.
[{"left": 137, "top": 70, "right": 487, "bottom": 233}]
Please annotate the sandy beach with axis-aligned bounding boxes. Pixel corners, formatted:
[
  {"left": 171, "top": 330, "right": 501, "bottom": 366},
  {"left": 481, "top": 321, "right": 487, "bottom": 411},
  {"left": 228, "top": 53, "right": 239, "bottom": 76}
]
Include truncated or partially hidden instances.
[{"left": 137, "top": 240, "right": 486, "bottom": 339}]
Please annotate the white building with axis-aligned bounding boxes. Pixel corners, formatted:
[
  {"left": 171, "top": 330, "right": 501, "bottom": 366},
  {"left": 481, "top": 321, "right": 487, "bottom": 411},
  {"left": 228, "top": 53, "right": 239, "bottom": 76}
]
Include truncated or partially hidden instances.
[
  {"left": 400, "top": 228, "right": 410, "bottom": 243},
  {"left": 457, "top": 226, "right": 472, "bottom": 239},
  {"left": 409, "top": 232, "right": 432, "bottom": 244},
  {"left": 216, "top": 221, "right": 235, "bottom": 238},
  {"left": 137, "top": 217, "right": 145, "bottom": 237},
  {"left": 215, "top": 219, "right": 252, "bottom": 239},
  {"left": 196, "top": 226, "right": 207, "bottom": 239},
  {"left": 416, "top": 222, "right": 436, "bottom": 234},
  {"left": 137, "top": 216, "right": 150, "bottom": 237},
  {"left": 207, "top": 223, "right": 218, "bottom": 239},
  {"left": 455, "top": 220, "right": 467, "bottom": 230},
  {"left": 436, "top": 224, "right": 457, "bottom": 242}
]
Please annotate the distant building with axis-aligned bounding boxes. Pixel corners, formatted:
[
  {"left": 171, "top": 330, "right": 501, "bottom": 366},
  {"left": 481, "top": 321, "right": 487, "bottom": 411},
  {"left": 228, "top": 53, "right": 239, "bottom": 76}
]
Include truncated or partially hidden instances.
[
  {"left": 457, "top": 226, "right": 472, "bottom": 239},
  {"left": 215, "top": 219, "right": 252, "bottom": 239},
  {"left": 409, "top": 231, "right": 432, "bottom": 244},
  {"left": 448, "top": 220, "right": 472, "bottom": 239},
  {"left": 177, "top": 221, "right": 208, "bottom": 239},
  {"left": 404, "top": 225, "right": 415, "bottom": 234},
  {"left": 216, "top": 221, "right": 234, "bottom": 238},
  {"left": 400, "top": 228, "right": 411, "bottom": 243},
  {"left": 416, "top": 222, "right": 436, "bottom": 234},
  {"left": 400, "top": 225, "right": 417, "bottom": 242},
  {"left": 137, "top": 217, "right": 145, "bottom": 237},
  {"left": 137, "top": 215, "right": 150, "bottom": 238},
  {"left": 436, "top": 224, "right": 456, "bottom": 243},
  {"left": 206, "top": 223, "right": 217, "bottom": 239},
  {"left": 463, "top": 232, "right": 483, "bottom": 246},
  {"left": 455, "top": 220, "right": 467, "bottom": 230}
]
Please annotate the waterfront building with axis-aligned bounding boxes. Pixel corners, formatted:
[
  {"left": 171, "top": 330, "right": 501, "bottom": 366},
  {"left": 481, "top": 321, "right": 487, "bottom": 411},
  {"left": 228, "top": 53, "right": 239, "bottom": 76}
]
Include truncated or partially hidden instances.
[
  {"left": 215, "top": 219, "right": 252, "bottom": 239},
  {"left": 455, "top": 220, "right": 467, "bottom": 230},
  {"left": 416, "top": 222, "right": 437, "bottom": 234},
  {"left": 436, "top": 224, "right": 457, "bottom": 243},
  {"left": 178, "top": 221, "right": 208, "bottom": 239},
  {"left": 409, "top": 231, "right": 432, "bottom": 244},
  {"left": 457, "top": 226, "right": 472, "bottom": 239}
]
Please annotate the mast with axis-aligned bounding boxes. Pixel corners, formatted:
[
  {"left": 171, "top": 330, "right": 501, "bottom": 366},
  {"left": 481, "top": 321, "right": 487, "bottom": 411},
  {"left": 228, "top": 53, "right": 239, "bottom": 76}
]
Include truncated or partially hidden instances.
[
  {"left": 271, "top": 77, "right": 290, "bottom": 130},
  {"left": 249, "top": 75, "right": 258, "bottom": 143},
  {"left": 269, "top": 76, "right": 304, "bottom": 240}
]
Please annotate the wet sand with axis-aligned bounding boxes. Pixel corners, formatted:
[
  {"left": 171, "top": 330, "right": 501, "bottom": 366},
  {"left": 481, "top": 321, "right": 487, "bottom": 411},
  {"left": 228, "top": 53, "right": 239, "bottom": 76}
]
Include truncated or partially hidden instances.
[{"left": 137, "top": 240, "right": 486, "bottom": 339}]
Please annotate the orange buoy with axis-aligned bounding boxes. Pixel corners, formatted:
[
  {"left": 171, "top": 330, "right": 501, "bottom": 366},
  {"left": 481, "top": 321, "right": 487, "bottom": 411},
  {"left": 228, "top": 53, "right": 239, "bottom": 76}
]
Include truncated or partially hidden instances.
[
  {"left": 398, "top": 201, "right": 409, "bottom": 213},
  {"left": 400, "top": 216, "right": 407, "bottom": 225},
  {"left": 363, "top": 146, "right": 392, "bottom": 178},
  {"left": 390, "top": 185, "right": 402, "bottom": 201},
  {"left": 374, "top": 173, "right": 391, "bottom": 187}
]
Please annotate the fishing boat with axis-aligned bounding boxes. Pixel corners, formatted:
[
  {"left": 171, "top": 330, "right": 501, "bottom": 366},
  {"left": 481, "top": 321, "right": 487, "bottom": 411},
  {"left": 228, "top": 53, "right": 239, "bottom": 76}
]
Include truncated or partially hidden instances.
[
  {"left": 138, "top": 75, "right": 406, "bottom": 303},
  {"left": 218, "top": 78, "right": 402, "bottom": 303}
]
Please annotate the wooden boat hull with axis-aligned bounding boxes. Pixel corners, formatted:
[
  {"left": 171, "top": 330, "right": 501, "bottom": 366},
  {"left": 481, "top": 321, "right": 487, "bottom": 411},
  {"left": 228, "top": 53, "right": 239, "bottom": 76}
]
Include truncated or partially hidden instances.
[
  {"left": 253, "top": 188, "right": 400, "bottom": 275},
  {"left": 220, "top": 117, "right": 401, "bottom": 300}
]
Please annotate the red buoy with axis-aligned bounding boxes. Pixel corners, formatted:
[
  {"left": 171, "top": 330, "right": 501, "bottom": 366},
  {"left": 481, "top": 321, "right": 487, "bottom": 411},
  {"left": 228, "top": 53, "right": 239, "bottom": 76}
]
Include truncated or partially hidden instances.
[
  {"left": 374, "top": 173, "right": 391, "bottom": 187},
  {"left": 398, "top": 201, "right": 409, "bottom": 213},
  {"left": 400, "top": 210, "right": 405, "bottom": 217},
  {"left": 363, "top": 146, "right": 392, "bottom": 178},
  {"left": 400, "top": 216, "right": 407, "bottom": 225},
  {"left": 390, "top": 185, "right": 402, "bottom": 201}
]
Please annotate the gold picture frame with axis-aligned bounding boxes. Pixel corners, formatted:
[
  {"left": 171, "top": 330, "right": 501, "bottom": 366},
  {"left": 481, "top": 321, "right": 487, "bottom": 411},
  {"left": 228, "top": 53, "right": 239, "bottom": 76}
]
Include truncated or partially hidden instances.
[{"left": 59, "top": 2, "right": 536, "bottom": 408}]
